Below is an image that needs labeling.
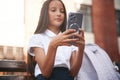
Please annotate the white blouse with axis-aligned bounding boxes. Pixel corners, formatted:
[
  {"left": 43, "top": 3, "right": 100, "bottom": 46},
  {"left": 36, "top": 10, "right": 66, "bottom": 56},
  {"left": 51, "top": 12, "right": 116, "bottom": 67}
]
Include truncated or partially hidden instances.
[{"left": 28, "top": 29, "right": 78, "bottom": 77}]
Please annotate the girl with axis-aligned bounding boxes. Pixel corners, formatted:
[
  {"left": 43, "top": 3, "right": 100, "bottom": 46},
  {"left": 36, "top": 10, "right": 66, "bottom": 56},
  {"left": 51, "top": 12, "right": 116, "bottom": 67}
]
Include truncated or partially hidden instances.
[{"left": 27, "top": 0, "right": 85, "bottom": 80}]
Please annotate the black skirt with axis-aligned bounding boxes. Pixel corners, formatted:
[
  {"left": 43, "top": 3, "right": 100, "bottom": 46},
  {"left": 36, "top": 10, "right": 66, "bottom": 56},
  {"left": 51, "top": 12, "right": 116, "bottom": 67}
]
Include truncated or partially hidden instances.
[{"left": 36, "top": 67, "right": 74, "bottom": 80}]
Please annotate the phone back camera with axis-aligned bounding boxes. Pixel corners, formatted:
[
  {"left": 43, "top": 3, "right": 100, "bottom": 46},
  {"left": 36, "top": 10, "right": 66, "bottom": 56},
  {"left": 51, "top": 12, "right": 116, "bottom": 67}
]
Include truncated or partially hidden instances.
[{"left": 70, "top": 15, "right": 77, "bottom": 23}]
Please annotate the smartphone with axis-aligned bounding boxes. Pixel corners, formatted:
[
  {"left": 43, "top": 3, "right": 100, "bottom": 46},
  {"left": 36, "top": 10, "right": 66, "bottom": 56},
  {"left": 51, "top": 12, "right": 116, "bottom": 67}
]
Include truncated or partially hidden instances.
[
  {"left": 66, "top": 12, "right": 83, "bottom": 38},
  {"left": 67, "top": 12, "right": 83, "bottom": 31}
]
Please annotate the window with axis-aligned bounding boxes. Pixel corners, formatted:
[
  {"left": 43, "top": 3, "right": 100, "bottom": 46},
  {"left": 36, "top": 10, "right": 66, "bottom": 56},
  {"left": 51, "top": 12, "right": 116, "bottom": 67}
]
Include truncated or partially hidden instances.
[
  {"left": 78, "top": 5, "right": 92, "bottom": 32},
  {"left": 116, "top": 10, "right": 120, "bottom": 36}
]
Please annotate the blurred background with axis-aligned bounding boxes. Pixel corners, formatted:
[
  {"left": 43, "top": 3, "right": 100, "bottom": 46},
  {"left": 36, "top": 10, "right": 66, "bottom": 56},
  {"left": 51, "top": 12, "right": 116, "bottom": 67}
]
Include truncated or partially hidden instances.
[{"left": 0, "top": 0, "right": 120, "bottom": 76}]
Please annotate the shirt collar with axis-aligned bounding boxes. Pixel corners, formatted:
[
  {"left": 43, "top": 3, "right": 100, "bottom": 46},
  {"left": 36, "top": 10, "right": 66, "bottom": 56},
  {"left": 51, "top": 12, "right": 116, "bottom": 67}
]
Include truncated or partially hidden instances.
[{"left": 45, "top": 29, "right": 61, "bottom": 37}]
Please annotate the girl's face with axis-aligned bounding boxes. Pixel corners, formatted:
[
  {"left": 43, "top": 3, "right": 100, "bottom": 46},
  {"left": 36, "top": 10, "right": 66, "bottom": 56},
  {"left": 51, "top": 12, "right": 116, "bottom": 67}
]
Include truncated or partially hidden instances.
[{"left": 48, "top": 0, "right": 65, "bottom": 29}]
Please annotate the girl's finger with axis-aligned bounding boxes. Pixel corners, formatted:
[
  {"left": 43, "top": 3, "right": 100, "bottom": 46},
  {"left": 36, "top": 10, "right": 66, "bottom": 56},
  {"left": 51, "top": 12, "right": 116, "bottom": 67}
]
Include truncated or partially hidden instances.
[
  {"left": 63, "top": 29, "right": 76, "bottom": 35},
  {"left": 79, "top": 29, "right": 84, "bottom": 38}
]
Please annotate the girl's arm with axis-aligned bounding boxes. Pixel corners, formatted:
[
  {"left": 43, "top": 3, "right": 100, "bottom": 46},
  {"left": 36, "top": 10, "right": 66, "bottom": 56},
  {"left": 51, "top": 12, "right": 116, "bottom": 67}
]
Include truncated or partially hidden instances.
[
  {"left": 70, "top": 29, "right": 85, "bottom": 77},
  {"left": 33, "top": 42, "right": 57, "bottom": 78}
]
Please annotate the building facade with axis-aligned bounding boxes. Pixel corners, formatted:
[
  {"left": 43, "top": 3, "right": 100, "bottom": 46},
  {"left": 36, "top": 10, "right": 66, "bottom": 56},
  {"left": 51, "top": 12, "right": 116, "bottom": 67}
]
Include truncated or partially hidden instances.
[{"left": 76, "top": 0, "right": 120, "bottom": 61}]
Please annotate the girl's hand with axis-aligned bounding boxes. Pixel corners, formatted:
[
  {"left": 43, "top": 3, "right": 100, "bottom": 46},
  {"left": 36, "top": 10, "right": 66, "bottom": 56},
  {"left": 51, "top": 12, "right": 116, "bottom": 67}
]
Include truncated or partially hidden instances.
[
  {"left": 73, "top": 29, "right": 85, "bottom": 49},
  {"left": 50, "top": 29, "right": 79, "bottom": 47}
]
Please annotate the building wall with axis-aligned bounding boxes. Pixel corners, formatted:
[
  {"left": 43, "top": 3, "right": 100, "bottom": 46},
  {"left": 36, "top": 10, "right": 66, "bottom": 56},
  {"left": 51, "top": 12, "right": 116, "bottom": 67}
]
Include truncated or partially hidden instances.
[
  {"left": 114, "top": 0, "right": 120, "bottom": 10},
  {"left": 79, "top": 0, "right": 120, "bottom": 53},
  {"left": 79, "top": 0, "right": 120, "bottom": 10}
]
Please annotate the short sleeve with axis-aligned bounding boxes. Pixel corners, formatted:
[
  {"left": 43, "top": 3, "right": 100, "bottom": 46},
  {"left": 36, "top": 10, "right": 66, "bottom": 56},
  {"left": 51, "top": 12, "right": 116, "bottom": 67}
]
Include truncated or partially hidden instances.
[
  {"left": 71, "top": 45, "right": 78, "bottom": 52},
  {"left": 27, "top": 34, "right": 44, "bottom": 56}
]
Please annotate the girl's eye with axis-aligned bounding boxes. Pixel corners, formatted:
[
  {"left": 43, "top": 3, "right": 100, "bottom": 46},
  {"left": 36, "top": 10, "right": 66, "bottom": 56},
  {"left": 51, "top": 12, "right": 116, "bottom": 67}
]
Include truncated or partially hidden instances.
[
  {"left": 51, "top": 8, "right": 56, "bottom": 12},
  {"left": 50, "top": 8, "right": 64, "bottom": 13},
  {"left": 60, "top": 9, "right": 64, "bottom": 13}
]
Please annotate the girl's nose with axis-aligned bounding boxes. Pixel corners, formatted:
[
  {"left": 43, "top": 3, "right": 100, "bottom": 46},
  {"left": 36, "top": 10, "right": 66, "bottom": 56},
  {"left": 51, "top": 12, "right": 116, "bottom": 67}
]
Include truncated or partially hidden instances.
[{"left": 56, "top": 11, "right": 61, "bottom": 16}]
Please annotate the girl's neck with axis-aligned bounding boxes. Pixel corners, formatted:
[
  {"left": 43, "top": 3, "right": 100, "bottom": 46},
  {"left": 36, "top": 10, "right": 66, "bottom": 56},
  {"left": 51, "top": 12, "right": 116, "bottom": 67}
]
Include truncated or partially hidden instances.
[{"left": 48, "top": 27, "right": 60, "bottom": 35}]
